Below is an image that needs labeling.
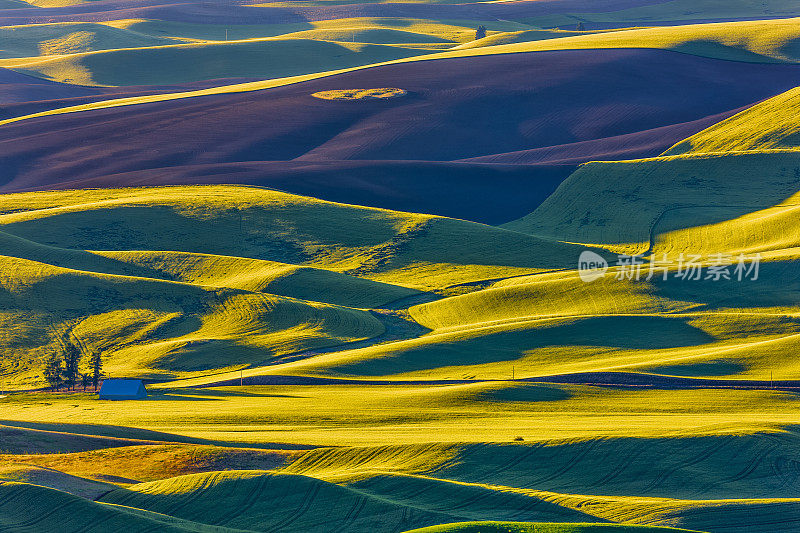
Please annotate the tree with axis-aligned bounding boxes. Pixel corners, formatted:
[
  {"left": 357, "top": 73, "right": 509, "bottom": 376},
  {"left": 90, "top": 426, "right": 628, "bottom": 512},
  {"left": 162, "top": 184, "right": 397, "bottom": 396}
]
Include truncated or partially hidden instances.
[
  {"left": 62, "top": 340, "right": 81, "bottom": 391},
  {"left": 475, "top": 25, "right": 487, "bottom": 40},
  {"left": 42, "top": 353, "right": 63, "bottom": 391},
  {"left": 80, "top": 372, "right": 90, "bottom": 392},
  {"left": 89, "top": 350, "right": 103, "bottom": 391},
  {"left": 576, "top": 22, "right": 585, "bottom": 31}
]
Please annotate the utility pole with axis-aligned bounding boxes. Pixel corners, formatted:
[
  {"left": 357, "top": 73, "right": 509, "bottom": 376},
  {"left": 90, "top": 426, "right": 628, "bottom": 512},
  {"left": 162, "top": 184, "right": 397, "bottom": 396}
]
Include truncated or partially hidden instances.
[{"left": 225, "top": 29, "right": 228, "bottom": 41}]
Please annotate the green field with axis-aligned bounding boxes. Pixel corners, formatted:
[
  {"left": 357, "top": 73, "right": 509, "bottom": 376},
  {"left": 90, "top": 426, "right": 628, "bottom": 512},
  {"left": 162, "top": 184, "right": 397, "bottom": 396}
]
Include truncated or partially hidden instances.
[
  {"left": 0, "top": 17, "right": 503, "bottom": 85},
  {"left": 4, "top": 93, "right": 800, "bottom": 529},
  {"left": 5, "top": 15, "right": 800, "bottom": 86},
  {"left": 406, "top": 525, "right": 702, "bottom": 533},
  {"left": 5, "top": 4, "right": 800, "bottom": 532},
  {"left": 665, "top": 86, "right": 800, "bottom": 155},
  {"left": 5, "top": 384, "right": 800, "bottom": 531}
]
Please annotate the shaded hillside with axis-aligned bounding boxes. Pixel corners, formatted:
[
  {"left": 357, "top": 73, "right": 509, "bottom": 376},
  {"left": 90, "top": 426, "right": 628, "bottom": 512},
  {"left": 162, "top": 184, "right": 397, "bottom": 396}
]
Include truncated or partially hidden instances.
[
  {"left": 3, "top": 48, "right": 799, "bottom": 223},
  {"left": 0, "top": 0, "right": 720, "bottom": 26},
  {"left": 0, "top": 185, "right": 588, "bottom": 388},
  {"left": 1, "top": 0, "right": 798, "bottom": 27}
]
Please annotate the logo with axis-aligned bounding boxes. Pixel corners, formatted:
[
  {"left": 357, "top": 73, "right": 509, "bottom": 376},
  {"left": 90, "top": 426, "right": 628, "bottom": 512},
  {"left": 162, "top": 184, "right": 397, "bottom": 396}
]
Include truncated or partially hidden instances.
[{"left": 578, "top": 250, "right": 608, "bottom": 282}]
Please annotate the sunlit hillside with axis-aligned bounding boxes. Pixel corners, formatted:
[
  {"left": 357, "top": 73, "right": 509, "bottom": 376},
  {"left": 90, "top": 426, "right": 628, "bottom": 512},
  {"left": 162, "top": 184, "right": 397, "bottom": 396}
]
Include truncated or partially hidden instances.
[
  {"left": 4, "top": 14, "right": 800, "bottom": 86},
  {"left": 664, "top": 85, "right": 800, "bottom": 155},
  {"left": 3, "top": 0, "right": 800, "bottom": 532}
]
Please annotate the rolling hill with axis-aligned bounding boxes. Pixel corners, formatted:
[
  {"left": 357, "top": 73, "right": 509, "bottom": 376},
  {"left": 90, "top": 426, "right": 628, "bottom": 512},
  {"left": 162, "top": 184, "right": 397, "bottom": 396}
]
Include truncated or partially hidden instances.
[
  {"left": 404, "top": 525, "right": 701, "bottom": 533},
  {"left": 7, "top": 15, "right": 800, "bottom": 89},
  {"left": 457, "top": 16, "right": 800, "bottom": 63},
  {"left": 5, "top": 38, "right": 436, "bottom": 86},
  {"left": 4, "top": 3, "right": 800, "bottom": 533},
  {"left": 0, "top": 184, "right": 592, "bottom": 389},
  {"left": 0, "top": 21, "right": 176, "bottom": 59},
  {"left": 3, "top": 46, "right": 799, "bottom": 223},
  {"left": 8, "top": 389, "right": 800, "bottom": 530},
  {"left": 0, "top": 482, "right": 238, "bottom": 533},
  {"left": 664, "top": 84, "right": 800, "bottom": 155},
  {"left": 5, "top": 0, "right": 798, "bottom": 29}
]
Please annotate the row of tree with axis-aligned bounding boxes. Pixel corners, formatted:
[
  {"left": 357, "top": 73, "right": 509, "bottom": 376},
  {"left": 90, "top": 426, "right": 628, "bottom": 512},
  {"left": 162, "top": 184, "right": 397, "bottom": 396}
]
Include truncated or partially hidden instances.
[{"left": 41, "top": 333, "right": 102, "bottom": 392}]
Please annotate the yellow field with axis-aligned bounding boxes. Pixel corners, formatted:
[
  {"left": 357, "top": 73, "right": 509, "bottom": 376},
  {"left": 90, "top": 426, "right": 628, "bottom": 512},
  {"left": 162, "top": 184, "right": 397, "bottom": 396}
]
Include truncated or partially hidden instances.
[
  {"left": 0, "top": 17, "right": 505, "bottom": 85},
  {"left": 1, "top": 155, "right": 799, "bottom": 387},
  {"left": 0, "top": 15, "right": 798, "bottom": 96},
  {"left": 4, "top": 385, "right": 800, "bottom": 531},
  {"left": 0, "top": 185, "right": 589, "bottom": 389},
  {"left": 464, "top": 17, "right": 800, "bottom": 63},
  {"left": 665, "top": 86, "right": 800, "bottom": 155},
  {"left": 5, "top": 7, "right": 800, "bottom": 533},
  {"left": 3, "top": 384, "right": 800, "bottom": 446}
]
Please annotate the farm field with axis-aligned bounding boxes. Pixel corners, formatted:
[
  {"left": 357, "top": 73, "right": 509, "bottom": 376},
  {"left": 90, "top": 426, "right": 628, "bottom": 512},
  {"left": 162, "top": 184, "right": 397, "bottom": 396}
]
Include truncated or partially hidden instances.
[{"left": 3, "top": 0, "right": 800, "bottom": 532}]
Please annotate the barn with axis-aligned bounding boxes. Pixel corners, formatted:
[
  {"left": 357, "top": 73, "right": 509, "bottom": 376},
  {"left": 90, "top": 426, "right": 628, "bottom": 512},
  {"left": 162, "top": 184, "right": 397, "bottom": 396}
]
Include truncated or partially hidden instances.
[{"left": 98, "top": 379, "right": 147, "bottom": 400}]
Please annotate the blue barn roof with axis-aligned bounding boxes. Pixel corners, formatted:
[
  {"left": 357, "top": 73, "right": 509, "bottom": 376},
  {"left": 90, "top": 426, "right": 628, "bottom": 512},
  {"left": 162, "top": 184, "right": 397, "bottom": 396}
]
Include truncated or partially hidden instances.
[{"left": 98, "top": 379, "right": 147, "bottom": 400}]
